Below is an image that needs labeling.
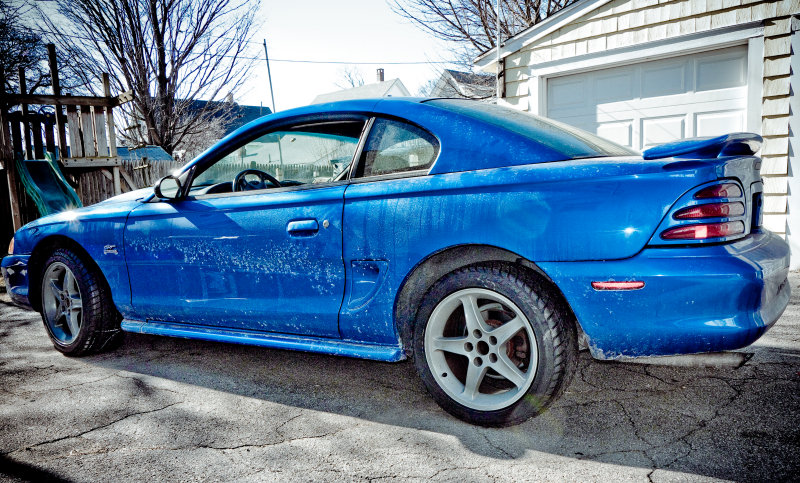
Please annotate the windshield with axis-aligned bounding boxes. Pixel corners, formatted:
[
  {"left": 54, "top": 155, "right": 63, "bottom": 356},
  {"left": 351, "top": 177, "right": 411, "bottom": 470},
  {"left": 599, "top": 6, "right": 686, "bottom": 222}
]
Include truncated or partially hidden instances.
[{"left": 426, "top": 99, "right": 638, "bottom": 159}]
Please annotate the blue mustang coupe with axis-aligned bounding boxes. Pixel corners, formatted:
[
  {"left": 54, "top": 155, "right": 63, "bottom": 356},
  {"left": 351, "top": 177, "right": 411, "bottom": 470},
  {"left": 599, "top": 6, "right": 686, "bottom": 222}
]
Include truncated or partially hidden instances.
[{"left": 2, "top": 98, "right": 790, "bottom": 426}]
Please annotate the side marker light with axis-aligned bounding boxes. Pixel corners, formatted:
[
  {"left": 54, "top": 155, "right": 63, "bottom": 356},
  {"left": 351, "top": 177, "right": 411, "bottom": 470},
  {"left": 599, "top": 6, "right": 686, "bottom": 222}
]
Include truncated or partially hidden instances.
[{"left": 591, "top": 281, "right": 645, "bottom": 291}]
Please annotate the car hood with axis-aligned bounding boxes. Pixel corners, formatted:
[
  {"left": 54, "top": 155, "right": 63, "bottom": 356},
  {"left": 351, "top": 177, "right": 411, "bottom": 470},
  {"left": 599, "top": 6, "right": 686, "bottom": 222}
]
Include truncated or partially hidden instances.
[{"left": 96, "top": 187, "right": 155, "bottom": 205}]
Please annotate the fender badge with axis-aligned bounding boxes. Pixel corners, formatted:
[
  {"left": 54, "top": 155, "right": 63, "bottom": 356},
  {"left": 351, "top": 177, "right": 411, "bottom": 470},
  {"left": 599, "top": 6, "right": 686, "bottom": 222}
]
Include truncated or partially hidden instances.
[{"left": 104, "top": 245, "right": 118, "bottom": 255}]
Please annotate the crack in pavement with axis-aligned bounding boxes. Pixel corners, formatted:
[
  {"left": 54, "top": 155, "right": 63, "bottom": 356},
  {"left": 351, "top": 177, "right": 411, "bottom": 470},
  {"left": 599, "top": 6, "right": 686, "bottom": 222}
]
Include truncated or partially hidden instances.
[
  {"left": 479, "top": 430, "right": 513, "bottom": 459},
  {"left": 3, "top": 401, "right": 183, "bottom": 456},
  {"left": 644, "top": 376, "right": 744, "bottom": 472},
  {"left": 427, "top": 465, "right": 485, "bottom": 480},
  {"left": 199, "top": 427, "right": 348, "bottom": 452}
]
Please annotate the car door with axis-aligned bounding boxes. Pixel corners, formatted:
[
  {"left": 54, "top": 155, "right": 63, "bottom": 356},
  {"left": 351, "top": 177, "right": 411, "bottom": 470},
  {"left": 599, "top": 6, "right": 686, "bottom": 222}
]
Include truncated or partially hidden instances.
[
  {"left": 124, "top": 119, "right": 366, "bottom": 337},
  {"left": 340, "top": 117, "right": 440, "bottom": 344}
]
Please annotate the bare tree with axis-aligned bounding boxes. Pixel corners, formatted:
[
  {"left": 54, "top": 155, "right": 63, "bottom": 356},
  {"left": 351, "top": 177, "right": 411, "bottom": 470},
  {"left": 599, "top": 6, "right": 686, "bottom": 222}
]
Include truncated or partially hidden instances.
[
  {"left": 0, "top": 0, "right": 81, "bottom": 95},
  {"left": 391, "top": 0, "right": 575, "bottom": 53},
  {"left": 33, "top": 0, "right": 261, "bottom": 155},
  {"left": 417, "top": 78, "right": 438, "bottom": 96},
  {"left": 335, "top": 65, "right": 366, "bottom": 89},
  {"left": 172, "top": 114, "right": 227, "bottom": 161}
]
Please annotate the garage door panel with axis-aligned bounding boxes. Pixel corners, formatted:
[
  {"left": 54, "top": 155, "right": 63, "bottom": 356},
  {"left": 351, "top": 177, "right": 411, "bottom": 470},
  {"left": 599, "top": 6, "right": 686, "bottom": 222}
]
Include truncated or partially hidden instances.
[
  {"left": 595, "top": 70, "right": 635, "bottom": 103},
  {"left": 642, "top": 116, "right": 685, "bottom": 149},
  {"left": 695, "top": 110, "right": 745, "bottom": 137},
  {"left": 547, "top": 45, "right": 748, "bottom": 151},
  {"left": 695, "top": 46, "right": 747, "bottom": 91},
  {"left": 548, "top": 76, "right": 588, "bottom": 111},
  {"left": 641, "top": 60, "right": 687, "bottom": 98},
  {"left": 597, "top": 120, "right": 633, "bottom": 147},
  {"left": 593, "top": 87, "right": 747, "bottom": 115}
]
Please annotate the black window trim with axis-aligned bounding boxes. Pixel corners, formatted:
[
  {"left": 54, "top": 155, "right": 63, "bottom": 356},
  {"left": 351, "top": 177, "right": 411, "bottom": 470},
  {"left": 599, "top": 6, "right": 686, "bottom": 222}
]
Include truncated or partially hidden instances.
[{"left": 346, "top": 117, "right": 375, "bottom": 181}]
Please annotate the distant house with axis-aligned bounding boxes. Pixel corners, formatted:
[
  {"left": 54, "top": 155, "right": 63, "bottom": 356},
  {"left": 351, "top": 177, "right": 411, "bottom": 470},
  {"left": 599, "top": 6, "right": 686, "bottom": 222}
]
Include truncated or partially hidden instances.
[
  {"left": 312, "top": 78, "right": 411, "bottom": 104},
  {"left": 429, "top": 69, "right": 495, "bottom": 100},
  {"left": 117, "top": 145, "right": 173, "bottom": 163}
]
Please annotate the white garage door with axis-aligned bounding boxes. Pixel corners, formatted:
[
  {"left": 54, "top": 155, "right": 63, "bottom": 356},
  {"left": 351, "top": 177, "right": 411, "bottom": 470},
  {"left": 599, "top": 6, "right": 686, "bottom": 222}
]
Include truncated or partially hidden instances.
[{"left": 546, "top": 45, "right": 748, "bottom": 151}]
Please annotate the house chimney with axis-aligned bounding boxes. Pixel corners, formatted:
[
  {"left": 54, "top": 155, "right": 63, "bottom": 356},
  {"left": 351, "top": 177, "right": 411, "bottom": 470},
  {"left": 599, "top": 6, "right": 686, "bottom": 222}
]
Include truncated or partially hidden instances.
[{"left": 377, "top": 68, "right": 384, "bottom": 82}]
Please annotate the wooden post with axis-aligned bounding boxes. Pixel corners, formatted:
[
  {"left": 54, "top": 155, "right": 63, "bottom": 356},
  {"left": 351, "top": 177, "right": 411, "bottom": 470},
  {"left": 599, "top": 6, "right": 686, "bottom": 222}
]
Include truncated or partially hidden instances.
[
  {"left": 44, "top": 114, "right": 56, "bottom": 153},
  {"left": 18, "top": 68, "right": 33, "bottom": 160},
  {"left": 103, "top": 74, "right": 121, "bottom": 195},
  {"left": 79, "top": 105, "right": 95, "bottom": 157},
  {"left": 0, "top": 70, "right": 23, "bottom": 231},
  {"left": 102, "top": 74, "right": 117, "bottom": 157},
  {"left": 65, "top": 104, "right": 82, "bottom": 157},
  {"left": 48, "top": 44, "right": 68, "bottom": 158}
]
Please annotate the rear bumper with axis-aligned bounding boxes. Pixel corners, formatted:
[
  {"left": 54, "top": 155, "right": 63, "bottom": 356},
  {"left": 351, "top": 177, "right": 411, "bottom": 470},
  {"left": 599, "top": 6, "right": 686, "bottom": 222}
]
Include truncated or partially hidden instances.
[
  {"left": 1, "top": 254, "right": 32, "bottom": 309},
  {"left": 540, "top": 230, "right": 790, "bottom": 359}
]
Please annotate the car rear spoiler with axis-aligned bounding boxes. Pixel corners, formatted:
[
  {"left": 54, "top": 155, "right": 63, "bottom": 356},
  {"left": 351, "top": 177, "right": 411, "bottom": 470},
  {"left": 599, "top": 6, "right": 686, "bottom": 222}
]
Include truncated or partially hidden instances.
[{"left": 643, "top": 133, "right": 762, "bottom": 160}]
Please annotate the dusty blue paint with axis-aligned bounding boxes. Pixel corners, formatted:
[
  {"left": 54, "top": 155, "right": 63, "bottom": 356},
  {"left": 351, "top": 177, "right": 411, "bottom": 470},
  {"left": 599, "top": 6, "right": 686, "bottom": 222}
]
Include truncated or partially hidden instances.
[
  {"left": 1, "top": 254, "right": 30, "bottom": 306},
  {"left": 540, "top": 230, "right": 790, "bottom": 358},
  {"left": 1, "top": 98, "right": 791, "bottom": 360},
  {"left": 4, "top": 193, "right": 150, "bottom": 314},
  {"left": 124, "top": 185, "right": 346, "bottom": 337}
]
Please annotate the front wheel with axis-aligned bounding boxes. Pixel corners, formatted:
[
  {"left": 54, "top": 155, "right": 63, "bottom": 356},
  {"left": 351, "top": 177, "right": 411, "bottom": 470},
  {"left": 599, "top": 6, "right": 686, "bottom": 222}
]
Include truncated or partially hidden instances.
[
  {"left": 40, "top": 248, "right": 123, "bottom": 356},
  {"left": 413, "top": 263, "right": 577, "bottom": 426}
]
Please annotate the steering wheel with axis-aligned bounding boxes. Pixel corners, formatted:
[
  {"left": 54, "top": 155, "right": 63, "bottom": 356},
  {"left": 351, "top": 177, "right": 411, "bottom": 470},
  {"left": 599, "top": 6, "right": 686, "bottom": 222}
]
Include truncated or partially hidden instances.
[{"left": 233, "top": 169, "right": 281, "bottom": 192}]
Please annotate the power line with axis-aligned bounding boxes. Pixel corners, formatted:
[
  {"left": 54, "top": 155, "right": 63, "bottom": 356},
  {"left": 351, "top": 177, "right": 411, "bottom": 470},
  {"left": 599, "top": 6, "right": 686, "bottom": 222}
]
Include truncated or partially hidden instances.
[{"left": 25, "top": 26, "right": 454, "bottom": 65}]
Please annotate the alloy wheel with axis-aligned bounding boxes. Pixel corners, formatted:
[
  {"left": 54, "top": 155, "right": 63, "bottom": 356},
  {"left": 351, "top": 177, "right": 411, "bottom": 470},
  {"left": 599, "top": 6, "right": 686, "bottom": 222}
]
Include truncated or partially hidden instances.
[
  {"left": 424, "top": 288, "right": 539, "bottom": 411},
  {"left": 42, "top": 262, "right": 83, "bottom": 345}
]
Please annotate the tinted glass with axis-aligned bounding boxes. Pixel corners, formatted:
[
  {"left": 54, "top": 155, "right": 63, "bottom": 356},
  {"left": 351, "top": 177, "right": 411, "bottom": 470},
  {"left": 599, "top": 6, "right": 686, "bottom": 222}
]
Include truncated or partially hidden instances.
[
  {"left": 357, "top": 118, "right": 438, "bottom": 177},
  {"left": 427, "top": 99, "right": 638, "bottom": 158}
]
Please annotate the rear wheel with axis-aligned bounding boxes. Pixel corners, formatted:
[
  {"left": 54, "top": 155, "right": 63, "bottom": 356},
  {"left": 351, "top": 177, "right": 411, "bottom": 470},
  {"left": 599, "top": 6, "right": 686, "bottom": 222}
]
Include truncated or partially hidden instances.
[
  {"left": 40, "top": 248, "right": 123, "bottom": 356},
  {"left": 413, "top": 263, "right": 577, "bottom": 426}
]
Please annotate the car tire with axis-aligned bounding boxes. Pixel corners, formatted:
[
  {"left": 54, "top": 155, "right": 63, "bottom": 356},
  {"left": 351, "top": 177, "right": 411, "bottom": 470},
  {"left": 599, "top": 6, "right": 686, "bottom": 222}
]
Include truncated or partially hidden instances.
[
  {"left": 39, "top": 248, "right": 123, "bottom": 356},
  {"left": 413, "top": 262, "right": 577, "bottom": 427}
]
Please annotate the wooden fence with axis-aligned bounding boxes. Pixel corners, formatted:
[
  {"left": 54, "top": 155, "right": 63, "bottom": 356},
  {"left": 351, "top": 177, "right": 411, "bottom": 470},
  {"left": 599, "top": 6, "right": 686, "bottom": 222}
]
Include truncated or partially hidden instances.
[
  {"left": 202, "top": 161, "right": 337, "bottom": 184},
  {"left": 74, "top": 159, "right": 185, "bottom": 206}
]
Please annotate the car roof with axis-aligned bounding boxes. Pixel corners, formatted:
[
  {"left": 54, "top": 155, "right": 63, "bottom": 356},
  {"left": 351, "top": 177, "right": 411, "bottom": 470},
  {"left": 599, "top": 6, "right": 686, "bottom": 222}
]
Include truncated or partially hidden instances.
[{"left": 182, "top": 98, "right": 623, "bottom": 176}]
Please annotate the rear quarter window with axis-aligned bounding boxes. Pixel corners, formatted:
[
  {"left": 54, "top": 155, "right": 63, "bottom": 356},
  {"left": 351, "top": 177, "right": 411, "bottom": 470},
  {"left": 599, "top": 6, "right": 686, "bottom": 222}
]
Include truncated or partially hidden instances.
[{"left": 356, "top": 118, "right": 438, "bottom": 177}]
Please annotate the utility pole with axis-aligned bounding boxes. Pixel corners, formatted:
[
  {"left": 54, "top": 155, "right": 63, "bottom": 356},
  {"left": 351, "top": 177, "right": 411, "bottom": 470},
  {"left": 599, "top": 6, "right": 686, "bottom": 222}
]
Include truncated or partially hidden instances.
[
  {"left": 263, "top": 40, "right": 283, "bottom": 173},
  {"left": 495, "top": 0, "right": 503, "bottom": 100},
  {"left": 263, "top": 40, "right": 277, "bottom": 114}
]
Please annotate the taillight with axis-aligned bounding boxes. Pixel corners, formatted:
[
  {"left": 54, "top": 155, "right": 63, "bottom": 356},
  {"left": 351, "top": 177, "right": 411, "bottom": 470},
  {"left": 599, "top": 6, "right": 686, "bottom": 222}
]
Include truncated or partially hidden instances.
[
  {"left": 655, "top": 180, "right": 748, "bottom": 244},
  {"left": 661, "top": 221, "right": 745, "bottom": 240},
  {"left": 694, "top": 183, "right": 742, "bottom": 199},
  {"left": 673, "top": 202, "right": 745, "bottom": 219}
]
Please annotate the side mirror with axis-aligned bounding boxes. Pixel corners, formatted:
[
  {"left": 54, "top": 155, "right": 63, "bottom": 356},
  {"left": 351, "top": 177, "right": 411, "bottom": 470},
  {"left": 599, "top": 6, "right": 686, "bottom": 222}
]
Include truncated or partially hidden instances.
[{"left": 154, "top": 175, "right": 182, "bottom": 200}]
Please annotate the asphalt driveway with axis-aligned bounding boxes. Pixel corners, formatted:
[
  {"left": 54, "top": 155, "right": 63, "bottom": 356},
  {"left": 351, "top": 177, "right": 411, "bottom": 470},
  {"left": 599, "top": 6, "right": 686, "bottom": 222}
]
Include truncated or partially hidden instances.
[{"left": 1, "top": 275, "right": 798, "bottom": 482}]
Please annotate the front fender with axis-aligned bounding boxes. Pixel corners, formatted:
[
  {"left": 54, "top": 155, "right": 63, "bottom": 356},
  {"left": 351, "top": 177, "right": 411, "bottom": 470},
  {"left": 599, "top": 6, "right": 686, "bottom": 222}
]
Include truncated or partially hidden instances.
[{"left": 13, "top": 199, "right": 143, "bottom": 314}]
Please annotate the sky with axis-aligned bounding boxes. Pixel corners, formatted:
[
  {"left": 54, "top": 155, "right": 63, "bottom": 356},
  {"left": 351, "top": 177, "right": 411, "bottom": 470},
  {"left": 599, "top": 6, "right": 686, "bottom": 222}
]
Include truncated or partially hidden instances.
[{"left": 235, "top": 0, "right": 460, "bottom": 111}]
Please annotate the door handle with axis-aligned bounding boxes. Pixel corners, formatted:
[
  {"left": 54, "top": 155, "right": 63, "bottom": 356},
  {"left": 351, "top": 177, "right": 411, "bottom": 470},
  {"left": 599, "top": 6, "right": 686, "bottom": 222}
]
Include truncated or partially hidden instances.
[{"left": 287, "top": 219, "right": 319, "bottom": 236}]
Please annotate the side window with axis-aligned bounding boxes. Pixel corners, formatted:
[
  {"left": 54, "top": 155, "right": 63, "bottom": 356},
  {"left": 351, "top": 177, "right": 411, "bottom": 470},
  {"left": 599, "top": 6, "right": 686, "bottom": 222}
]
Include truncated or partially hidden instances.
[
  {"left": 356, "top": 118, "right": 438, "bottom": 178},
  {"left": 190, "top": 121, "right": 364, "bottom": 193}
]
